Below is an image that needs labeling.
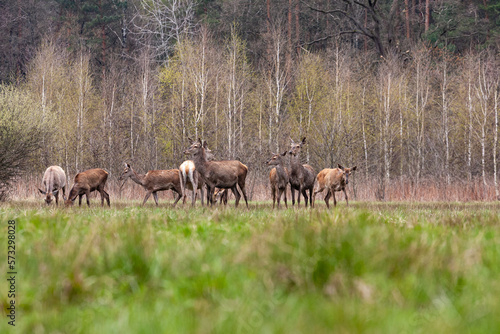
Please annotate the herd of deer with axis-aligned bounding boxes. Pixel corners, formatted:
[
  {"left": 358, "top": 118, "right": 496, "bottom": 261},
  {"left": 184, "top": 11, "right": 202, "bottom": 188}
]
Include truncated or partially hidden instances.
[{"left": 38, "top": 138, "right": 356, "bottom": 209}]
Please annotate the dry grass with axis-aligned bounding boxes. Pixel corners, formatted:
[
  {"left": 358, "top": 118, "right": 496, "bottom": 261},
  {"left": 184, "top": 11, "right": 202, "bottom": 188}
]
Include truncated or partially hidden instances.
[{"left": 8, "top": 174, "right": 500, "bottom": 206}]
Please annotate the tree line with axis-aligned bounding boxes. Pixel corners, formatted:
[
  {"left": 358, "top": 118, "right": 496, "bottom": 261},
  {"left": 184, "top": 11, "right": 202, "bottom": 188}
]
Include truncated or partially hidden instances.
[{"left": 0, "top": 0, "right": 499, "bottom": 200}]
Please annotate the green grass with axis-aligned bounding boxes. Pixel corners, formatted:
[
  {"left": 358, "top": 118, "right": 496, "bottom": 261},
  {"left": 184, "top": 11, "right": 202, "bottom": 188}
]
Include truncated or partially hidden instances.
[{"left": 1, "top": 201, "right": 500, "bottom": 333}]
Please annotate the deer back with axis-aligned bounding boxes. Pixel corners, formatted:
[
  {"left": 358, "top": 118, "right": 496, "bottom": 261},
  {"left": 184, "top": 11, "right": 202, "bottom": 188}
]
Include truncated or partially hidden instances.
[
  {"left": 42, "top": 166, "right": 66, "bottom": 193},
  {"left": 143, "top": 169, "right": 181, "bottom": 191}
]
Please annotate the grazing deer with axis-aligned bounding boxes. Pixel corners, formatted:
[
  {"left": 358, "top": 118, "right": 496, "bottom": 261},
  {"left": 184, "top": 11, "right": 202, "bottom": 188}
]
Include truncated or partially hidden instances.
[
  {"left": 119, "top": 163, "right": 184, "bottom": 206},
  {"left": 214, "top": 188, "right": 229, "bottom": 205},
  {"left": 288, "top": 137, "right": 316, "bottom": 207},
  {"left": 38, "top": 166, "right": 67, "bottom": 205},
  {"left": 314, "top": 164, "right": 357, "bottom": 208},
  {"left": 184, "top": 139, "right": 249, "bottom": 207},
  {"left": 179, "top": 140, "right": 215, "bottom": 206},
  {"left": 65, "top": 168, "right": 110, "bottom": 207},
  {"left": 266, "top": 151, "right": 289, "bottom": 209}
]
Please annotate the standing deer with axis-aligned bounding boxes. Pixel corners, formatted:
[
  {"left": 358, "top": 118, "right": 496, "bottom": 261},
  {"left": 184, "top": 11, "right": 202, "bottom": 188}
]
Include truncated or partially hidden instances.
[
  {"left": 288, "top": 137, "right": 316, "bottom": 207},
  {"left": 38, "top": 166, "right": 67, "bottom": 205},
  {"left": 314, "top": 164, "right": 357, "bottom": 208},
  {"left": 179, "top": 140, "right": 215, "bottom": 206},
  {"left": 266, "top": 151, "right": 289, "bottom": 209},
  {"left": 184, "top": 139, "right": 249, "bottom": 207},
  {"left": 65, "top": 168, "right": 110, "bottom": 207},
  {"left": 119, "top": 163, "right": 184, "bottom": 206}
]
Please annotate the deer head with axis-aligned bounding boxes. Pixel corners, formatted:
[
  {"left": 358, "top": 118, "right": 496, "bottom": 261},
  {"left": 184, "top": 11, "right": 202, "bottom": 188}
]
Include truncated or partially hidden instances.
[
  {"left": 338, "top": 164, "right": 357, "bottom": 185},
  {"left": 184, "top": 138, "right": 203, "bottom": 156},
  {"left": 266, "top": 151, "right": 287, "bottom": 165},
  {"left": 38, "top": 188, "right": 58, "bottom": 205},
  {"left": 119, "top": 163, "right": 134, "bottom": 182},
  {"left": 289, "top": 137, "right": 306, "bottom": 156}
]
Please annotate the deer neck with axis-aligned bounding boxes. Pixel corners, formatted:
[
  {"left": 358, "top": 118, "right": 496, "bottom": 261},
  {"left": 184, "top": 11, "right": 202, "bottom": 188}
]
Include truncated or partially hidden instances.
[
  {"left": 290, "top": 154, "right": 302, "bottom": 171},
  {"left": 191, "top": 149, "right": 210, "bottom": 174},
  {"left": 275, "top": 158, "right": 286, "bottom": 173},
  {"left": 129, "top": 169, "right": 147, "bottom": 186}
]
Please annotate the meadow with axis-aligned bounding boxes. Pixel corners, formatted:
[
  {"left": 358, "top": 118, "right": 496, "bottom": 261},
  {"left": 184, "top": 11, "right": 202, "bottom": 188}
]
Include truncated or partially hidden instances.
[{"left": 1, "top": 200, "right": 500, "bottom": 333}]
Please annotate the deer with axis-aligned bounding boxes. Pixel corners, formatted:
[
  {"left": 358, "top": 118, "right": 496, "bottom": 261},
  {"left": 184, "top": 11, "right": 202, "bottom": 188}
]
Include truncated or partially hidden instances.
[
  {"left": 65, "top": 168, "right": 110, "bottom": 207},
  {"left": 119, "top": 163, "right": 184, "bottom": 206},
  {"left": 179, "top": 140, "right": 215, "bottom": 206},
  {"left": 38, "top": 165, "right": 67, "bottom": 205},
  {"left": 288, "top": 137, "right": 316, "bottom": 207},
  {"left": 313, "top": 164, "right": 357, "bottom": 208},
  {"left": 266, "top": 151, "right": 289, "bottom": 209},
  {"left": 214, "top": 188, "right": 229, "bottom": 205},
  {"left": 184, "top": 138, "right": 249, "bottom": 207}
]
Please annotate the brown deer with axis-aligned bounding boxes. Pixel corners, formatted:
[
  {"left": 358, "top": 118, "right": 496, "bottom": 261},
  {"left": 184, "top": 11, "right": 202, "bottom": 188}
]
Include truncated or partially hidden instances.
[
  {"left": 119, "top": 163, "right": 184, "bottom": 206},
  {"left": 65, "top": 168, "right": 110, "bottom": 207},
  {"left": 184, "top": 139, "right": 249, "bottom": 207},
  {"left": 266, "top": 151, "right": 289, "bottom": 209},
  {"left": 214, "top": 188, "right": 229, "bottom": 205},
  {"left": 179, "top": 140, "right": 215, "bottom": 206},
  {"left": 38, "top": 165, "right": 67, "bottom": 205},
  {"left": 288, "top": 137, "right": 316, "bottom": 207},
  {"left": 314, "top": 164, "right": 357, "bottom": 208}
]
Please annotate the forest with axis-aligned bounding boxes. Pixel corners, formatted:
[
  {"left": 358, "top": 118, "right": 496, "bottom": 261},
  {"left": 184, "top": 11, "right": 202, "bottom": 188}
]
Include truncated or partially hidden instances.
[{"left": 0, "top": 0, "right": 499, "bottom": 201}]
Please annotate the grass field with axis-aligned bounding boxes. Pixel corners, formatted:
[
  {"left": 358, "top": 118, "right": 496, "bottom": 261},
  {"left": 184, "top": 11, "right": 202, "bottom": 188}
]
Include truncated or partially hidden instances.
[{"left": 1, "top": 200, "right": 500, "bottom": 333}]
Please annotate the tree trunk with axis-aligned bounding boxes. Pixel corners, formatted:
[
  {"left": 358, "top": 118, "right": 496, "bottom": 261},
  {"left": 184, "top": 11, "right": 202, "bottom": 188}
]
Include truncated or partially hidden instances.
[
  {"left": 295, "top": 0, "right": 300, "bottom": 54},
  {"left": 405, "top": 0, "right": 411, "bottom": 40},
  {"left": 424, "top": 0, "right": 430, "bottom": 33}
]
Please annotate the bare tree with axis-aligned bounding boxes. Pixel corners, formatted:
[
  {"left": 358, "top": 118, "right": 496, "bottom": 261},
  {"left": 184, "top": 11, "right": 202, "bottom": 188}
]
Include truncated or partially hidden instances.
[{"left": 133, "top": 0, "right": 198, "bottom": 60}]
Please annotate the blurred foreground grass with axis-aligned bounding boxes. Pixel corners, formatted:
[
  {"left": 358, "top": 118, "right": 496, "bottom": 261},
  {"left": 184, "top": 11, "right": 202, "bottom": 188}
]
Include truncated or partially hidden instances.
[{"left": 1, "top": 200, "right": 500, "bottom": 333}]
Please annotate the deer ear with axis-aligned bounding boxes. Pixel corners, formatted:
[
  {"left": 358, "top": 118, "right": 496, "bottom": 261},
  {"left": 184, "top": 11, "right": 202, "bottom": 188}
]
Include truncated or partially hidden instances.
[
  {"left": 338, "top": 164, "right": 344, "bottom": 170},
  {"left": 203, "top": 141, "right": 208, "bottom": 149},
  {"left": 125, "top": 163, "right": 131, "bottom": 168},
  {"left": 188, "top": 137, "right": 194, "bottom": 143},
  {"left": 197, "top": 138, "right": 202, "bottom": 144},
  {"left": 38, "top": 188, "right": 46, "bottom": 195},
  {"left": 301, "top": 137, "right": 306, "bottom": 144},
  {"left": 289, "top": 137, "right": 295, "bottom": 144},
  {"left": 352, "top": 166, "right": 357, "bottom": 171},
  {"left": 281, "top": 151, "right": 287, "bottom": 156}
]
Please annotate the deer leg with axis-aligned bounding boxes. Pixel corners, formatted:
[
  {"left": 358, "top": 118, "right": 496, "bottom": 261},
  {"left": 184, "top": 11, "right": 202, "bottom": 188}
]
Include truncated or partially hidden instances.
[
  {"left": 231, "top": 186, "right": 241, "bottom": 207},
  {"left": 85, "top": 190, "right": 91, "bottom": 207},
  {"left": 283, "top": 186, "right": 288, "bottom": 208},
  {"left": 152, "top": 191, "right": 159, "bottom": 206},
  {"left": 309, "top": 187, "right": 314, "bottom": 207},
  {"left": 98, "top": 186, "right": 105, "bottom": 206},
  {"left": 344, "top": 188, "right": 349, "bottom": 206},
  {"left": 333, "top": 191, "right": 337, "bottom": 207},
  {"left": 172, "top": 188, "right": 182, "bottom": 207},
  {"left": 142, "top": 191, "right": 153, "bottom": 206},
  {"left": 301, "top": 186, "right": 309, "bottom": 207},
  {"left": 237, "top": 182, "right": 249, "bottom": 208},
  {"left": 206, "top": 185, "right": 214, "bottom": 206},
  {"left": 200, "top": 183, "right": 205, "bottom": 207},
  {"left": 324, "top": 190, "right": 331, "bottom": 209},
  {"left": 291, "top": 187, "right": 296, "bottom": 206},
  {"left": 191, "top": 178, "right": 198, "bottom": 206},
  {"left": 103, "top": 190, "right": 110, "bottom": 207},
  {"left": 62, "top": 186, "right": 67, "bottom": 201},
  {"left": 78, "top": 194, "right": 83, "bottom": 206},
  {"left": 277, "top": 188, "right": 285, "bottom": 209},
  {"left": 313, "top": 185, "right": 324, "bottom": 204},
  {"left": 271, "top": 186, "right": 276, "bottom": 209},
  {"left": 55, "top": 191, "right": 59, "bottom": 205},
  {"left": 181, "top": 177, "right": 187, "bottom": 205}
]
